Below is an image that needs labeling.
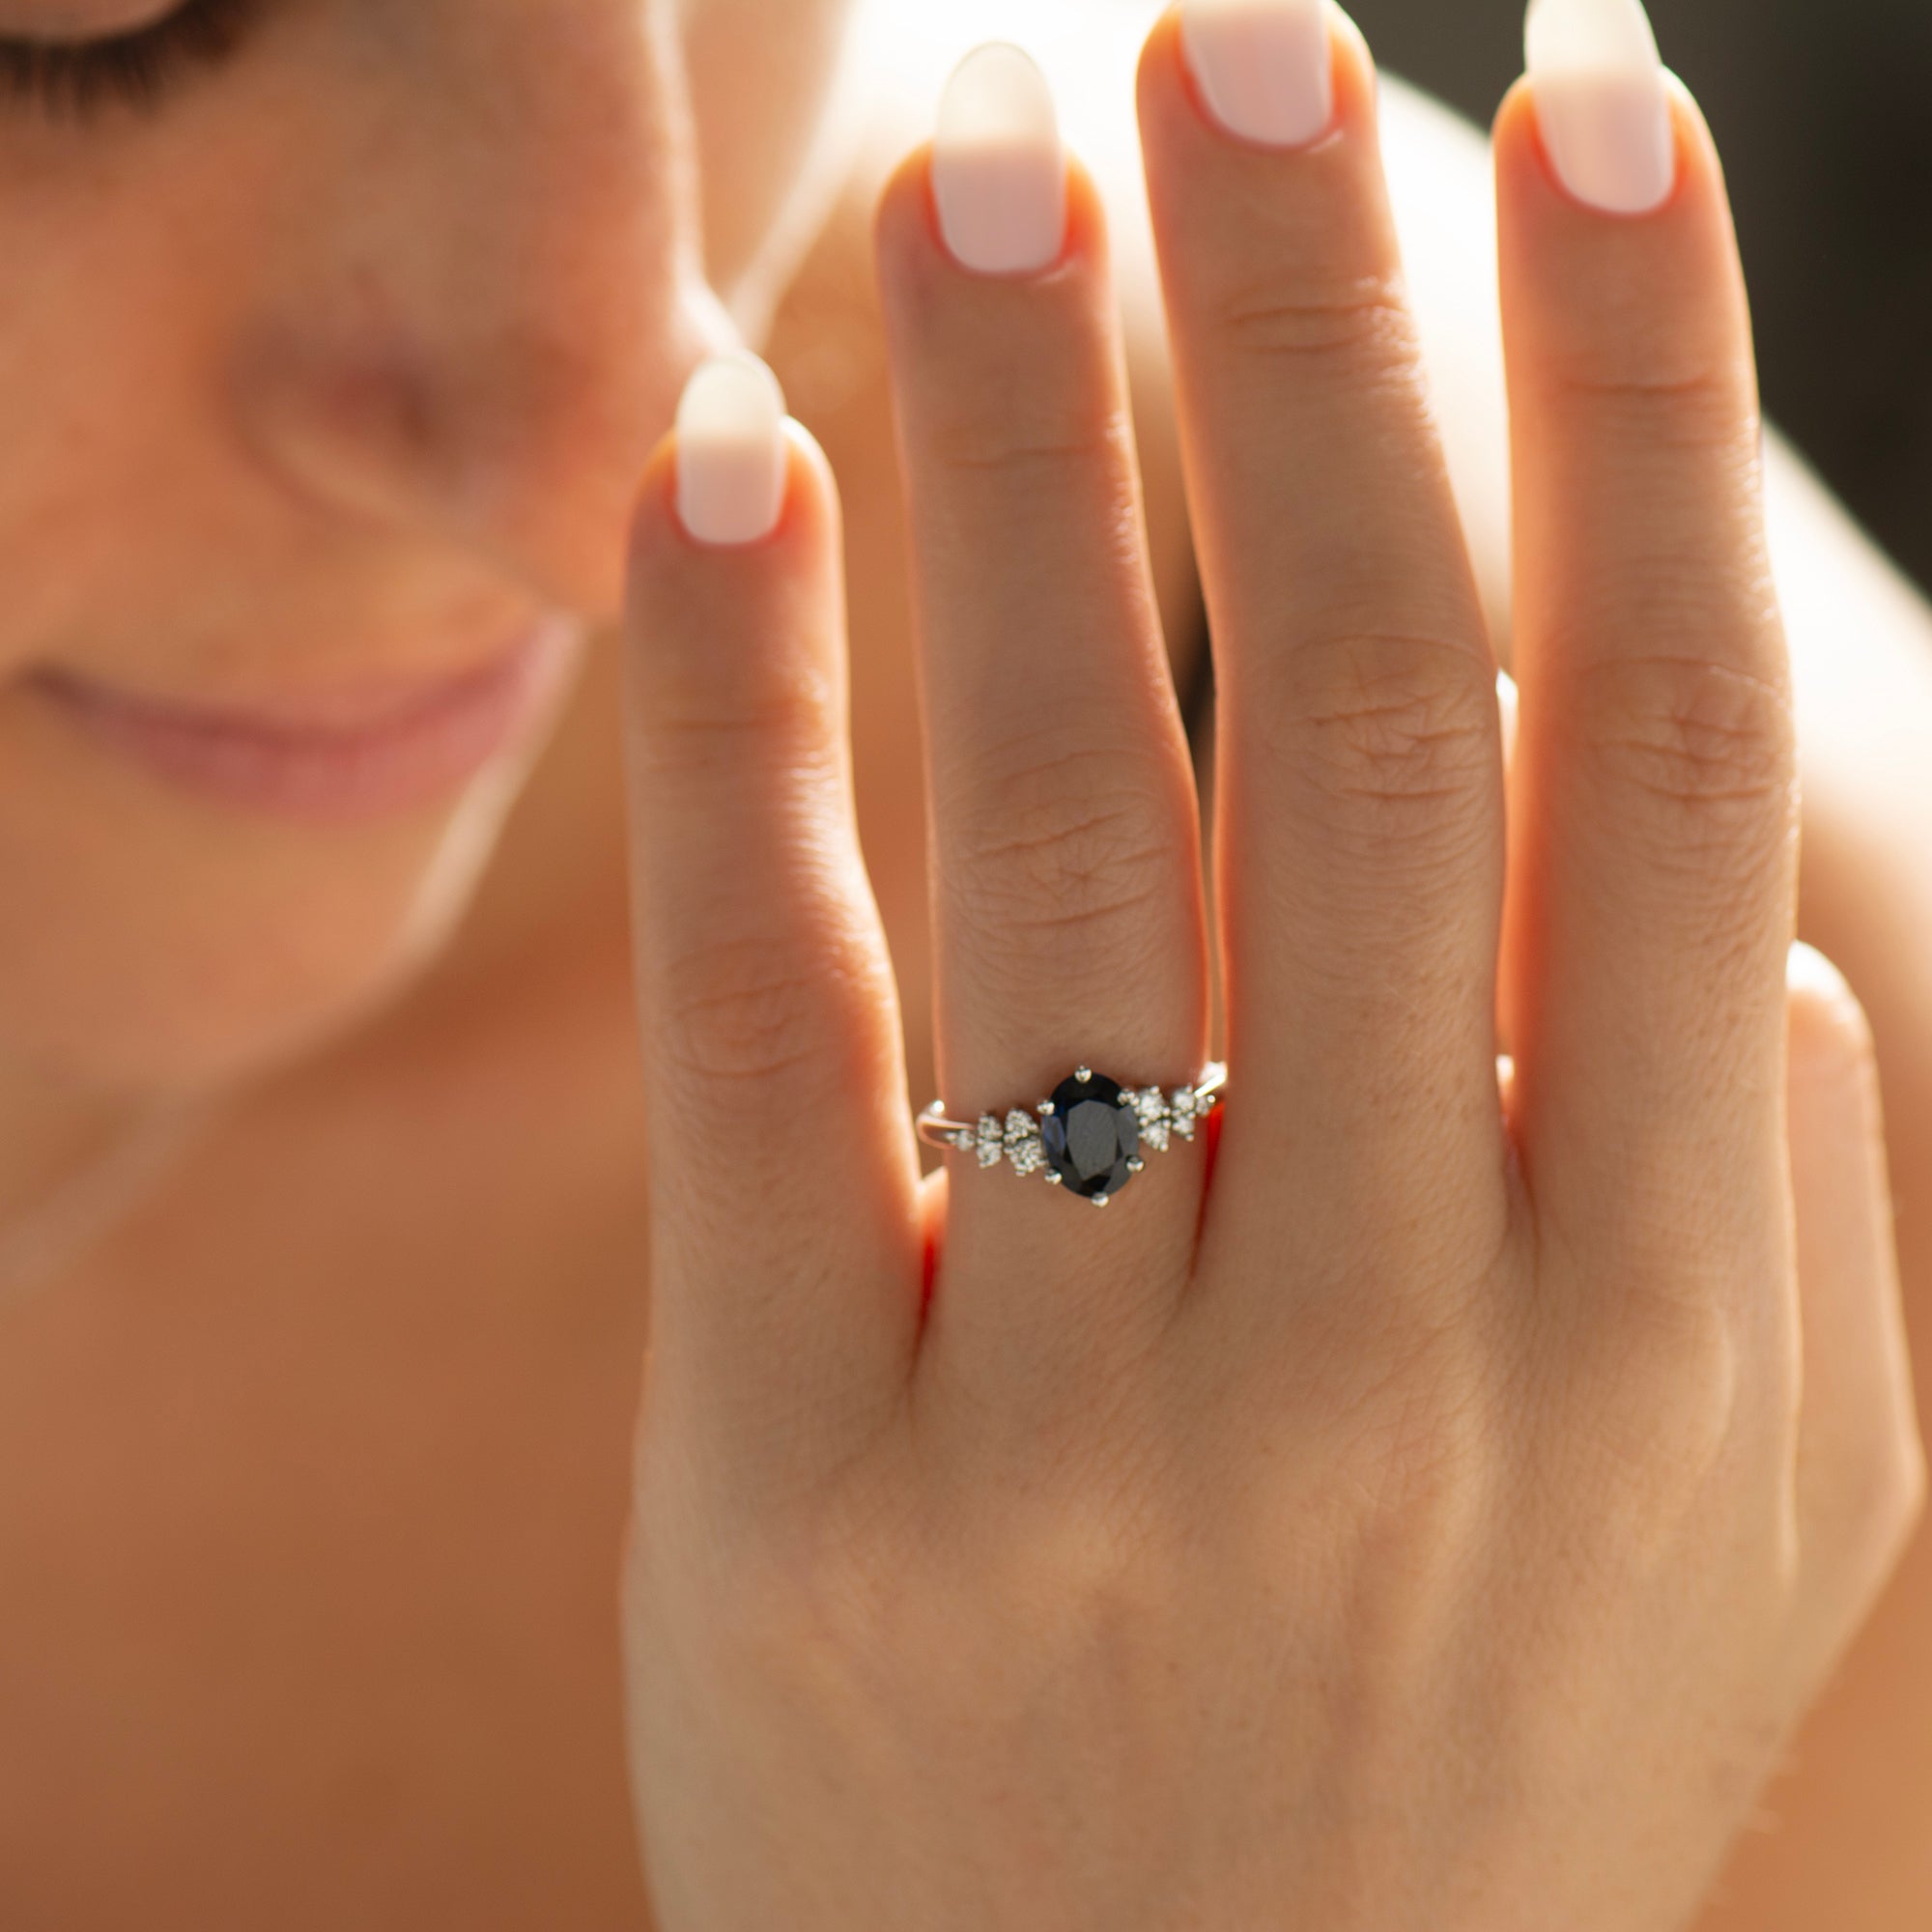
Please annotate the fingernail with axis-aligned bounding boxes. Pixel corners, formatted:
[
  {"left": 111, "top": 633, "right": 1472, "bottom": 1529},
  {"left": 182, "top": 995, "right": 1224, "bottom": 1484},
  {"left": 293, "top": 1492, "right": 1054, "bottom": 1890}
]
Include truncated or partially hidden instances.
[
  {"left": 1524, "top": 0, "right": 1674, "bottom": 216},
  {"left": 1180, "top": 0, "right": 1333, "bottom": 149},
  {"left": 931, "top": 43, "right": 1067, "bottom": 276},
  {"left": 674, "top": 353, "right": 788, "bottom": 547},
  {"left": 1787, "top": 942, "right": 1857, "bottom": 1009}
]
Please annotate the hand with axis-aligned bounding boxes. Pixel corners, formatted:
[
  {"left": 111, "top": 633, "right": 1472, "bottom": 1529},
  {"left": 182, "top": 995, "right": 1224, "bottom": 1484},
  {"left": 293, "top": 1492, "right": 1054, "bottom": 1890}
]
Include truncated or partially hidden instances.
[{"left": 614, "top": 7, "right": 1923, "bottom": 1928}]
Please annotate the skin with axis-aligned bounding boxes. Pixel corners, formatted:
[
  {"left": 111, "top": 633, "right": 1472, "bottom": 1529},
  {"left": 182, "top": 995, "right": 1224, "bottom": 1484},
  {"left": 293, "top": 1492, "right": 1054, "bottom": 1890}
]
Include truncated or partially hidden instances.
[{"left": 0, "top": 0, "right": 1923, "bottom": 1924}]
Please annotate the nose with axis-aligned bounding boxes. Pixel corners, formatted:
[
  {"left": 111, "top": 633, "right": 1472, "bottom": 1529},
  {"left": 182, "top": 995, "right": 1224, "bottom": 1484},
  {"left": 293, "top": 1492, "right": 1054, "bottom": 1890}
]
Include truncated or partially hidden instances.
[{"left": 231, "top": 3, "right": 732, "bottom": 619}]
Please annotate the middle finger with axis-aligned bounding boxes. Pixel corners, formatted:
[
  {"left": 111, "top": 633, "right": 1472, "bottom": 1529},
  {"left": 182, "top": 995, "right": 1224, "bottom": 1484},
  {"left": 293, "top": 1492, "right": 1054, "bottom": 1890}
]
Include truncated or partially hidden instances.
[{"left": 1139, "top": 2, "right": 1510, "bottom": 1266}]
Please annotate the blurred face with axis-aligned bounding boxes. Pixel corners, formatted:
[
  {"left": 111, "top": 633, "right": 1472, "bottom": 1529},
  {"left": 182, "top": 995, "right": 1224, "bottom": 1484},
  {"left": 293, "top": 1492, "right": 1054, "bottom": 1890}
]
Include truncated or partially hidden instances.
[{"left": 0, "top": 0, "right": 854, "bottom": 1092}]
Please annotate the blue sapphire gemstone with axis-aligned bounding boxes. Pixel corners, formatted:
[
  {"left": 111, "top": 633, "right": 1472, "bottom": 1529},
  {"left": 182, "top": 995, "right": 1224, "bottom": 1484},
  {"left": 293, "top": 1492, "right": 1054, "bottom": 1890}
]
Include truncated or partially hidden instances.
[{"left": 1040, "top": 1070, "right": 1140, "bottom": 1201}]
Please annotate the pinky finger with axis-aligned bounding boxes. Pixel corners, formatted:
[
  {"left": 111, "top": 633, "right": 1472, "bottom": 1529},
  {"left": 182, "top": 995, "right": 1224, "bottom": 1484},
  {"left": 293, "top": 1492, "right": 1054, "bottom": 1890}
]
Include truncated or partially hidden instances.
[
  {"left": 1787, "top": 943, "right": 1926, "bottom": 1666},
  {"left": 625, "top": 355, "right": 923, "bottom": 1472}
]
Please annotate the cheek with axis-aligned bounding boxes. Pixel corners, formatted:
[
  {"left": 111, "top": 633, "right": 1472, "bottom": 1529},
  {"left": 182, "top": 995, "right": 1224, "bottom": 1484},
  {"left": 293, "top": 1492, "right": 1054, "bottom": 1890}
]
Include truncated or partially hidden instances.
[
  {"left": 0, "top": 682, "right": 542, "bottom": 1088},
  {"left": 0, "top": 156, "right": 242, "bottom": 674}
]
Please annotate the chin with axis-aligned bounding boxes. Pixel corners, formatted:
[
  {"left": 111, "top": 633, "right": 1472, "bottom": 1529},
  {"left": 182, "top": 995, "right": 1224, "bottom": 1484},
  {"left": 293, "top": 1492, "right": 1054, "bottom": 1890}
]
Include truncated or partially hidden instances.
[{"left": 0, "top": 649, "right": 577, "bottom": 1096}]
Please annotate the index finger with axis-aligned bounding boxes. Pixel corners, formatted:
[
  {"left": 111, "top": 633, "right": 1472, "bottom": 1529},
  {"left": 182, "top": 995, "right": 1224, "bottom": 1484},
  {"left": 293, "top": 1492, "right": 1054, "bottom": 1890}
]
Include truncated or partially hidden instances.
[{"left": 625, "top": 357, "right": 923, "bottom": 1473}]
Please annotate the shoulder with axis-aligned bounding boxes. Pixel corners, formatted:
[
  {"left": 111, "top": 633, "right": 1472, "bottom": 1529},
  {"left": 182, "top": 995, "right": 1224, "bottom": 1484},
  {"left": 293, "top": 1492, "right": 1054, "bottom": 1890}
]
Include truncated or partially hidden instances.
[{"left": 765, "top": 1, "right": 1514, "bottom": 638}]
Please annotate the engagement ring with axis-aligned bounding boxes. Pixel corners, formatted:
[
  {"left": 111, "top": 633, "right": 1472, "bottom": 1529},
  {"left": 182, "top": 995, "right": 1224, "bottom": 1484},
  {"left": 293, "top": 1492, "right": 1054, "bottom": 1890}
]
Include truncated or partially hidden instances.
[{"left": 918, "top": 1063, "right": 1228, "bottom": 1206}]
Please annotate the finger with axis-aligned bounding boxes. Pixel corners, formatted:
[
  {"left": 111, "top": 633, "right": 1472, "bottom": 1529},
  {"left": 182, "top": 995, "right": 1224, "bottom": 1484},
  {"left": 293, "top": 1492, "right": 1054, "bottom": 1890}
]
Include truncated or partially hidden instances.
[
  {"left": 1137, "top": 5, "right": 1509, "bottom": 1264},
  {"left": 1495, "top": 13, "right": 1800, "bottom": 1268},
  {"left": 1786, "top": 946, "right": 1925, "bottom": 1662},
  {"left": 1497, "top": 668, "right": 1520, "bottom": 1060},
  {"left": 625, "top": 355, "right": 922, "bottom": 1473},
  {"left": 872, "top": 51, "right": 1213, "bottom": 1406}
]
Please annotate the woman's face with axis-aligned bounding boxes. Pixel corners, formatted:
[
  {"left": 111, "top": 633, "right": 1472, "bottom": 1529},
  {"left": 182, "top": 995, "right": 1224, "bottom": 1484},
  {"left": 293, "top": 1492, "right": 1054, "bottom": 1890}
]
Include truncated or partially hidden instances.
[{"left": 0, "top": 0, "right": 854, "bottom": 1093}]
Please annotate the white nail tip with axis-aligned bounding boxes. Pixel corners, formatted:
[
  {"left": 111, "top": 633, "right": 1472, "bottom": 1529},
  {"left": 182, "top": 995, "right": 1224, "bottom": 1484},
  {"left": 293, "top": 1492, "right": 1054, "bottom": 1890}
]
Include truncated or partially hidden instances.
[
  {"left": 1787, "top": 941, "right": 1856, "bottom": 1008},
  {"left": 1181, "top": 0, "right": 1333, "bottom": 150},
  {"left": 1526, "top": 0, "right": 1659, "bottom": 70},
  {"left": 675, "top": 353, "right": 788, "bottom": 547},
  {"left": 932, "top": 43, "right": 1067, "bottom": 275},
  {"left": 1525, "top": 0, "right": 1674, "bottom": 216}
]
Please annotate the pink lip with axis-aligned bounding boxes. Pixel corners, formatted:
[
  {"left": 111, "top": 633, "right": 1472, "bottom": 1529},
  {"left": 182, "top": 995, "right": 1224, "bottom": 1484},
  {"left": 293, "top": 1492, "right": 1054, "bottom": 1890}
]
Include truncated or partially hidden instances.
[{"left": 28, "top": 621, "right": 582, "bottom": 826}]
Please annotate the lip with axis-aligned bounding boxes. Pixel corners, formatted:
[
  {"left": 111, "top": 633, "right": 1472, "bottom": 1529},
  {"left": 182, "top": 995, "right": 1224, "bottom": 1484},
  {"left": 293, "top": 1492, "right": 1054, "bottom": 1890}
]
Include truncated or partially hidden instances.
[{"left": 26, "top": 621, "right": 582, "bottom": 826}]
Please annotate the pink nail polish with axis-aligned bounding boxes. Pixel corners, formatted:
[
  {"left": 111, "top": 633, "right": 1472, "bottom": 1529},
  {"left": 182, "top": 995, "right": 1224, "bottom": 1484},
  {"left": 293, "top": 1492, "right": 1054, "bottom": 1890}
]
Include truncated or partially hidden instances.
[
  {"left": 1525, "top": 0, "right": 1675, "bottom": 216},
  {"left": 1181, "top": 0, "right": 1333, "bottom": 150},
  {"left": 674, "top": 354, "right": 789, "bottom": 548},
  {"left": 931, "top": 43, "right": 1067, "bottom": 276}
]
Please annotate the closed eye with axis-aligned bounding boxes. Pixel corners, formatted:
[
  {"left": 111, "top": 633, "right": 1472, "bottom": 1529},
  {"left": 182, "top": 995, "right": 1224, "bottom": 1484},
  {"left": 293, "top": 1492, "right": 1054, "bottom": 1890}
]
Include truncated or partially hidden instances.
[{"left": 0, "top": 0, "right": 258, "bottom": 117}]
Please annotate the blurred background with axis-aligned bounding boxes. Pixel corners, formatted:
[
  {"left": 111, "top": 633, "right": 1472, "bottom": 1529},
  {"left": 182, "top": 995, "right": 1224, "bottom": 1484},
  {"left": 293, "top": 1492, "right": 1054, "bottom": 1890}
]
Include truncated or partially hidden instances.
[{"left": 1352, "top": 0, "right": 1932, "bottom": 595}]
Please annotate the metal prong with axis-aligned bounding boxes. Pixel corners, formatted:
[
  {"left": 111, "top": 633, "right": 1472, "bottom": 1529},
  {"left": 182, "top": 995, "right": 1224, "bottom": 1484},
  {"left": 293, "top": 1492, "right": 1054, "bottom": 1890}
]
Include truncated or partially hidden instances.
[
  {"left": 1037, "top": 1099, "right": 1055, "bottom": 1116},
  {"left": 1075, "top": 1065, "right": 1093, "bottom": 1083},
  {"left": 1043, "top": 1171, "right": 1064, "bottom": 1185},
  {"left": 1092, "top": 1193, "right": 1110, "bottom": 1207},
  {"left": 1126, "top": 1157, "right": 1146, "bottom": 1173}
]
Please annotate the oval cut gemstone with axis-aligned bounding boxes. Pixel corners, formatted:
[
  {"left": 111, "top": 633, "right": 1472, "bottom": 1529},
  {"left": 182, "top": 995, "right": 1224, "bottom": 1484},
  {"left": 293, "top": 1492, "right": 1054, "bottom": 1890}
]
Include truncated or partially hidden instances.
[{"left": 1040, "top": 1070, "right": 1140, "bottom": 1200}]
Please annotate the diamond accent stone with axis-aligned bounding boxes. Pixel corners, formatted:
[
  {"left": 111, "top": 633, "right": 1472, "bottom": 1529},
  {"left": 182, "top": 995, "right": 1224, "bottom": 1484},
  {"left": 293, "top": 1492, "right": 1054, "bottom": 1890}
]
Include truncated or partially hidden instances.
[
  {"left": 1004, "top": 1108, "right": 1044, "bottom": 1177},
  {"left": 1169, "top": 1086, "right": 1200, "bottom": 1141},
  {"left": 975, "top": 1113, "right": 1006, "bottom": 1168},
  {"left": 1133, "top": 1085, "right": 1171, "bottom": 1152}
]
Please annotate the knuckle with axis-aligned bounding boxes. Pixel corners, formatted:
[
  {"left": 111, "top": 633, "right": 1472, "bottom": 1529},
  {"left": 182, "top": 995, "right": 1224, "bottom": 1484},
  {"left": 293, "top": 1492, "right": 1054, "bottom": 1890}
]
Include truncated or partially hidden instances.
[
  {"left": 653, "top": 917, "right": 874, "bottom": 1091},
  {"left": 636, "top": 661, "right": 838, "bottom": 783},
  {"left": 1270, "top": 629, "right": 1498, "bottom": 849},
  {"left": 1580, "top": 649, "right": 1795, "bottom": 860},
  {"left": 687, "top": 1498, "right": 895, "bottom": 1697},
  {"left": 1830, "top": 1417, "right": 1929, "bottom": 1575},
  {"left": 947, "top": 749, "right": 1181, "bottom": 959},
  {"left": 1281, "top": 1260, "right": 1515, "bottom": 1508},
  {"left": 1209, "top": 268, "right": 1420, "bottom": 382},
  {"left": 1336, "top": 1339, "right": 1500, "bottom": 1526},
  {"left": 1903, "top": 1429, "right": 1930, "bottom": 1540},
  {"left": 1548, "top": 354, "right": 1757, "bottom": 458},
  {"left": 921, "top": 398, "right": 1119, "bottom": 486},
  {"left": 1569, "top": 1293, "right": 1746, "bottom": 1521}
]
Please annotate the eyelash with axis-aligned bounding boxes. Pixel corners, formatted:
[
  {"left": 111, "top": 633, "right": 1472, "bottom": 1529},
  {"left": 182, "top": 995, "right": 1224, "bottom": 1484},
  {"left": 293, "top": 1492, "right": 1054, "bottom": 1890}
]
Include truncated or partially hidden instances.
[{"left": 0, "top": 0, "right": 256, "bottom": 117}]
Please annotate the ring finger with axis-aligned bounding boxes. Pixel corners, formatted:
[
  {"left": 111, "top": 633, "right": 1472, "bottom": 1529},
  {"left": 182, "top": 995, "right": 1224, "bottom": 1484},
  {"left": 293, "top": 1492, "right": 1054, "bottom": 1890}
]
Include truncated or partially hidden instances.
[
  {"left": 874, "top": 46, "right": 1212, "bottom": 1411},
  {"left": 1138, "top": 3, "right": 1510, "bottom": 1284}
]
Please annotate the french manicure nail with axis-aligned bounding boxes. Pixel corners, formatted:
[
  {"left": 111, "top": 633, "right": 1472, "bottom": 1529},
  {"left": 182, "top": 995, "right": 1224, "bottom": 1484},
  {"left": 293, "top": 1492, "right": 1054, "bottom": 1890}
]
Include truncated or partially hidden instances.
[
  {"left": 1180, "top": 0, "right": 1333, "bottom": 150},
  {"left": 932, "top": 43, "right": 1067, "bottom": 276},
  {"left": 1525, "top": 0, "right": 1674, "bottom": 215},
  {"left": 1787, "top": 940, "right": 1858, "bottom": 1009},
  {"left": 675, "top": 353, "right": 788, "bottom": 547}
]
